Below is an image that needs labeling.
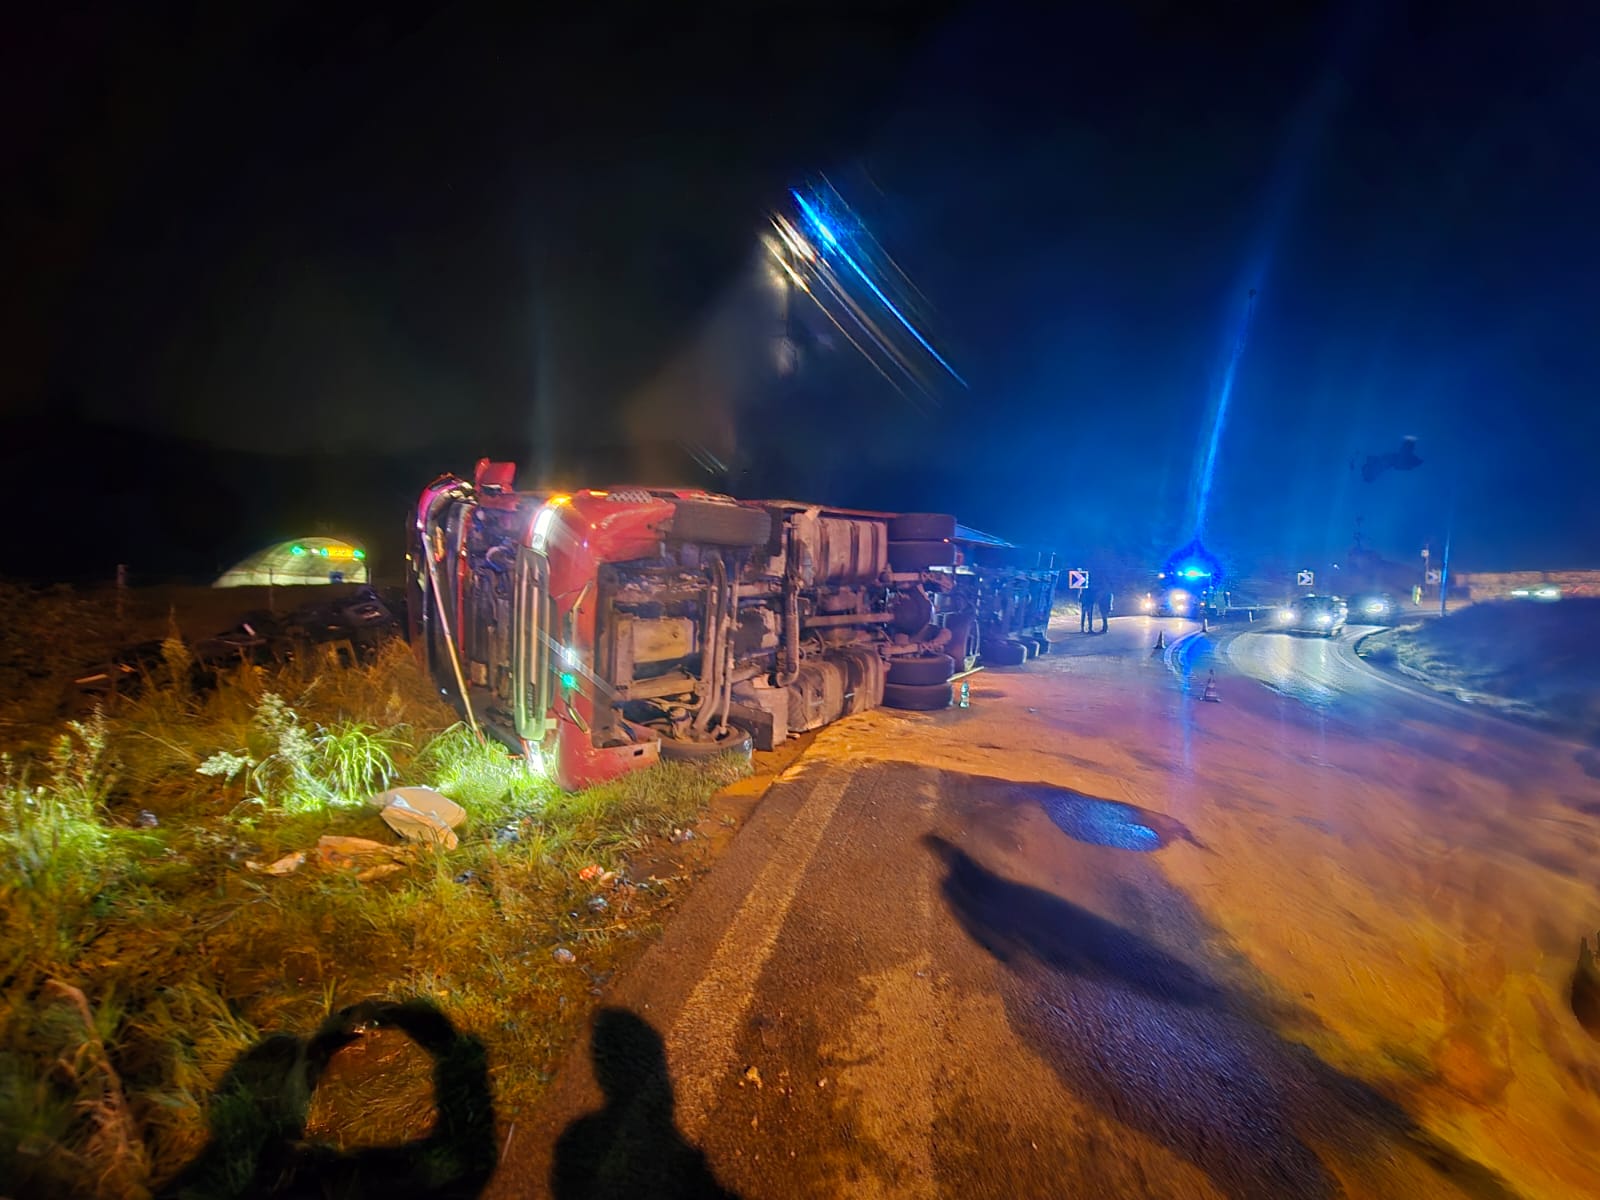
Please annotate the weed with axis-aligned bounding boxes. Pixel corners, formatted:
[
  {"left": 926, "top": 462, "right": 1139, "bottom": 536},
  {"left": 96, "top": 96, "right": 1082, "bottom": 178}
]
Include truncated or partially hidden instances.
[
  {"left": 0, "top": 711, "right": 118, "bottom": 896},
  {"left": 0, "top": 636, "right": 749, "bottom": 1199},
  {"left": 417, "top": 724, "right": 552, "bottom": 825},
  {"left": 315, "top": 721, "right": 405, "bottom": 802}
]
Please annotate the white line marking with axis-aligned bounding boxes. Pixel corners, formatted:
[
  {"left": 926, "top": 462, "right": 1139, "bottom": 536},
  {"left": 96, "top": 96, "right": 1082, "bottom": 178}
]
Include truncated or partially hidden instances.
[{"left": 667, "top": 763, "right": 856, "bottom": 1135}]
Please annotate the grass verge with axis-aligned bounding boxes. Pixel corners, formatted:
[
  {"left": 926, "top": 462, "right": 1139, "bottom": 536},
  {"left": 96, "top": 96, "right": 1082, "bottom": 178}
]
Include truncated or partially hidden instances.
[{"left": 1, "top": 636, "right": 748, "bottom": 1198}]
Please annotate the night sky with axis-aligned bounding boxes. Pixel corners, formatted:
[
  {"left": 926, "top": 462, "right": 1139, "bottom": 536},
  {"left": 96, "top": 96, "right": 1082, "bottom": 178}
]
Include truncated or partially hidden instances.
[{"left": 4, "top": 2, "right": 1596, "bottom": 582}]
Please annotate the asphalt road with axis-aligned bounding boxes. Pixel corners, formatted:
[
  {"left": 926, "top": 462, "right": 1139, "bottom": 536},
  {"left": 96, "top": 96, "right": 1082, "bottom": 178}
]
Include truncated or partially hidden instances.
[{"left": 496, "top": 617, "right": 1600, "bottom": 1200}]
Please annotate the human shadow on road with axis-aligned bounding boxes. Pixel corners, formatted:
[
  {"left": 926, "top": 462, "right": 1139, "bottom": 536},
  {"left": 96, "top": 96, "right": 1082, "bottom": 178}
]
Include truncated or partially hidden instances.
[
  {"left": 551, "top": 1007, "right": 741, "bottom": 1200},
  {"left": 925, "top": 836, "right": 1518, "bottom": 1200},
  {"left": 159, "top": 999, "right": 496, "bottom": 1199},
  {"left": 927, "top": 833, "right": 1225, "bottom": 1008}
]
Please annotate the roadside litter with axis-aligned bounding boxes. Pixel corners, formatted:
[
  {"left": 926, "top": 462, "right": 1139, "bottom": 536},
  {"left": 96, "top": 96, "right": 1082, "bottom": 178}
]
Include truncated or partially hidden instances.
[
  {"left": 245, "top": 850, "right": 306, "bottom": 876},
  {"left": 577, "top": 864, "right": 618, "bottom": 887},
  {"left": 241, "top": 790, "right": 462, "bottom": 884},
  {"left": 553, "top": 947, "right": 576, "bottom": 964},
  {"left": 316, "top": 835, "right": 413, "bottom": 881},
  {"left": 367, "top": 786, "right": 466, "bottom": 849}
]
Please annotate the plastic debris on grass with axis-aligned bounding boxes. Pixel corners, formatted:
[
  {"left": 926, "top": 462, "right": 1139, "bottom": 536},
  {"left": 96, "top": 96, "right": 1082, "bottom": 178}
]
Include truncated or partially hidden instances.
[
  {"left": 245, "top": 850, "right": 306, "bottom": 875},
  {"left": 368, "top": 786, "right": 465, "bottom": 849},
  {"left": 316, "top": 835, "right": 414, "bottom": 881}
]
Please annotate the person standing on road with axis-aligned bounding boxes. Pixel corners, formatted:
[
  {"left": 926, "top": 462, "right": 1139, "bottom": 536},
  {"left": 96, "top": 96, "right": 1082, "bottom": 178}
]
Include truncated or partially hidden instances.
[
  {"left": 1079, "top": 581, "right": 1112, "bottom": 634},
  {"left": 1092, "top": 585, "right": 1113, "bottom": 634}
]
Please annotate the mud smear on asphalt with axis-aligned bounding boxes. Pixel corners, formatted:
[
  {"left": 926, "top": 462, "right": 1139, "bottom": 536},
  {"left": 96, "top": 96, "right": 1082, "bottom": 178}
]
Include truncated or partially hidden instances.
[{"left": 924, "top": 837, "right": 1518, "bottom": 1200}]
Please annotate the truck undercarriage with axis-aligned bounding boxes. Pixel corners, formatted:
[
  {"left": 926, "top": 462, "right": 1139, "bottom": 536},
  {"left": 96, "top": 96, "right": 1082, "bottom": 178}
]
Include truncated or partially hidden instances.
[{"left": 410, "top": 461, "right": 1057, "bottom": 789}]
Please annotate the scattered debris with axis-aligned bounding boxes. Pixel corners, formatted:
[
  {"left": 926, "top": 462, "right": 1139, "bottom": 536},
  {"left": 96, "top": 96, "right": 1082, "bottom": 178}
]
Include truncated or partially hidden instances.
[
  {"left": 586, "top": 895, "right": 609, "bottom": 913},
  {"left": 136, "top": 809, "right": 160, "bottom": 828},
  {"left": 316, "top": 835, "right": 411, "bottom": 875},
  {"left": 578, "top": 864, "right": 604, "bottom": 882},
  {"left": 245, "top": 851, "right": 306, "bottom": 876},
  {"left": 553, "top": 947, "right": 576, "bottom": 965},
  {"left": 742, "top": 1065, "right": 763, "bottom": 1090},
  {"left": 369, "top": 786, "right": 465, "bottom": 849},
  {"left": 670, "top": 828, "right": 695, "bottom": 843},
  {"left": 454, "top": 870, "right": 479, "bottom": 886},
  {"left": 495, "top": 823, "right": 522, "bottom": 845}
]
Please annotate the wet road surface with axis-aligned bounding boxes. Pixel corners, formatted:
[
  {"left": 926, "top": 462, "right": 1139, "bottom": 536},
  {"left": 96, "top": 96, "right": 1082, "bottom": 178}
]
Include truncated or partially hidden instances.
[{"left": 496, "top": 618, "right": 1600, "bottom": 1199}]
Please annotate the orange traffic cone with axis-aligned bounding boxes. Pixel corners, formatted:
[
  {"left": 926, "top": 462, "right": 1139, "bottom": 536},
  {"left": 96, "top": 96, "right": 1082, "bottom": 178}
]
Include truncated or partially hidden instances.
[
  {"left": 1201, "top": 669, "right": 1221, "bottom": 702},
  {"left": 1153, "top": 629, "right": 1166, "bottom": 652}
]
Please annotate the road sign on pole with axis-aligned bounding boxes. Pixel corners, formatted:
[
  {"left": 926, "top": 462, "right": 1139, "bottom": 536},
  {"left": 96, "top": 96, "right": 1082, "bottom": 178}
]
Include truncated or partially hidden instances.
[
  {"left": 1296, "top": 570, "right": 1315, "bottom": 587},
  {"left": 1426, "top": 569, "right": 1441, "bottom": 585},
  {"left": 1067, "top": 569, "right": 1089, "bottom": 591}
]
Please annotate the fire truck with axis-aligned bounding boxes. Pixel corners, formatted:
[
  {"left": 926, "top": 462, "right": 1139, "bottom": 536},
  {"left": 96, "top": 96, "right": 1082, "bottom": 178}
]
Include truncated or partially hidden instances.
[{"left": 410, "top": 461, "right": 1057, "bottom": 790}]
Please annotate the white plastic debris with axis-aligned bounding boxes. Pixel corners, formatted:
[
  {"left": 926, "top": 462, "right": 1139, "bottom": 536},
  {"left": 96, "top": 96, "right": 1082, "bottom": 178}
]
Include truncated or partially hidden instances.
[
  {"left": 245, "top": 851, "right": 306, "bottom": 876},
  {"left": 368, "top": 786, "right": 465, "bottom": 849}
]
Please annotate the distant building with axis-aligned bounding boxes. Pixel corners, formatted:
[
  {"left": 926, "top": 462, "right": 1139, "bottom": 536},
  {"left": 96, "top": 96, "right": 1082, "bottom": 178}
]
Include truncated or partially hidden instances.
[{"left": 214, "top": 537, "right": 368, "bottom": 587}]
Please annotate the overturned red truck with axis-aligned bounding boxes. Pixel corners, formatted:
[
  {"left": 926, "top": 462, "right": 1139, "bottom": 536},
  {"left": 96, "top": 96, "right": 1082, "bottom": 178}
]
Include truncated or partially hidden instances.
[{"left": 410, "top": 461, "right": 1057, "bottom": 790}]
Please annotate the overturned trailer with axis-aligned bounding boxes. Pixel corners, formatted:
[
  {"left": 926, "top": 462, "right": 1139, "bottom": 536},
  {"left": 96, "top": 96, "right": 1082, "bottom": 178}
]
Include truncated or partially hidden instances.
[{"left": 410, "top": 461, "right": 1057, "bottom": 789}]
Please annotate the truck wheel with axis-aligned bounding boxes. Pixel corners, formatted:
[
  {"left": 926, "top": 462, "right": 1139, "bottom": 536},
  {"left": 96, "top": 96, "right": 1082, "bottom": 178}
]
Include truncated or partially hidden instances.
[
  {"left": 888, "top": 513, "right": 957, "bottom": 541},
  {"left": 980, "top": 638, "right": 1026, "bottom": 667},
  {"left": 883, "top": 681, "right": 953, "bottom": 711},
  {"left": 657, "top": 725, "right": 754, "bottom": 764},
  {"left": 887, "top": 654, "right": 954, "bottom": 686},
  {"left": 888, "top": 539, "right": 956, "bottom": 571},
  {"left": 668, "top": 500, "right": 772, "bottom": 547}
]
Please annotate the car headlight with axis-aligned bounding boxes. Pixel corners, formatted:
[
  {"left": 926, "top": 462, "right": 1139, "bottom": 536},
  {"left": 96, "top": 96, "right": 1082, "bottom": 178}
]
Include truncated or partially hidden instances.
[
  {"left": 1140, "top": 596, "right": 1154, "bottom": 612},
  {"left": 1315, "top": 612, "right": 1332, "bottom": 625},
  {"left": 1364, "top": 600, "right": 1385, "bottom": 615},
  {"left": 1278, "top": 608, "right": 1295, "bottom": 623}
]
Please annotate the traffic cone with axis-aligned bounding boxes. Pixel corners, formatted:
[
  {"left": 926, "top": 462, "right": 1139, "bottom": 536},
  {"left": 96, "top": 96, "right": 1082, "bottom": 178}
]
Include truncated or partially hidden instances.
[
  {"left": 1201, "top": 669, "right": 1221, "bottom": 702},
  {"left": 1153, "top": 629, "right": 1166, "bottom": 651}
]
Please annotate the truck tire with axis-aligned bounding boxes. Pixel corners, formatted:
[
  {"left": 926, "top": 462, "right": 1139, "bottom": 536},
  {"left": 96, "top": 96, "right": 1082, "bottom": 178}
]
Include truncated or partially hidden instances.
[
  {"left": 887, "top": 654, "right": 954, "bottom": 686},
  {"left": 1031, "top": 633, "right": 1052, "bottom": 655},
  {"left": 889, "top": 539, "right": 956, "bottom": 571},
  {"left": 657, "top": 725, "right": 754, "bottom": 765},
  {"left": 668, "top": 500, "right": 772, "bottom": 547},
  {"left": 980, "top": 638, "right": 1026, "bottom": 667},
  {"left": 883, "top": 681, "right": 953, "bottom": 711},
  {"left": 888, "top": 513, "right": 957, "bottom": 541}
]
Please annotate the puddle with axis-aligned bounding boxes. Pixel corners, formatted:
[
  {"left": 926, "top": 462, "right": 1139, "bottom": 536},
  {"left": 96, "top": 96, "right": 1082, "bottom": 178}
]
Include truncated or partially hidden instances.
[
  {"left": 1029, "top": 789, "right": 1166, "bottom": 851},
  {"left": 972, "top": 776, "right": 1200, "bottom": 852}
]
